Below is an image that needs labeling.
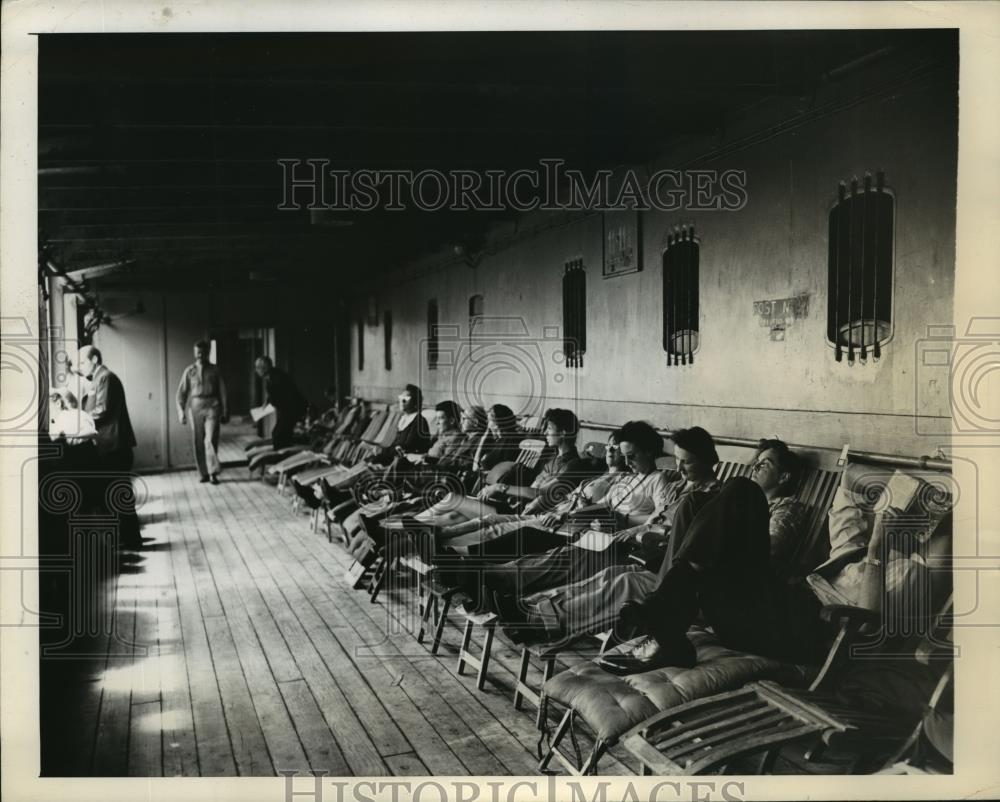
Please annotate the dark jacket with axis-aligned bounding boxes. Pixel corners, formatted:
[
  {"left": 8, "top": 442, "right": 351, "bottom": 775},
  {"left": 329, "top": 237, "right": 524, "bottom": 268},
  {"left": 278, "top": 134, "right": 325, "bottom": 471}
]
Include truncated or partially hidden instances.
[
  {"left": 264, "top": 366, "right": 306, "bottom": 418},
  {"left": 83, "top": 364, "right": 137, "bottom": 456}
]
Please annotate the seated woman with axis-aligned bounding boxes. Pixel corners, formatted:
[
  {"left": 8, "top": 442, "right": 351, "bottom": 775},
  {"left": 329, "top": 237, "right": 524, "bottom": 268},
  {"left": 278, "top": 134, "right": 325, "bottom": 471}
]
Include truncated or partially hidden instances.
[
  {"left": 371, "top": 383, "right": 433, "bottom": 465},
  {"left": 496, "top": 438, "right": 805, "bottom": 648},
  {"left": 482, "top": 424, "right": 723, "bottom": 603},
  {"left": 474, "top": 404, "right": 524, "bottom": 473},
  {"left": 345, "top": 400, "right": 468, "bottom": 527},
  {"left": 437, "top": 405, "right": 489, "bottom": 472}
]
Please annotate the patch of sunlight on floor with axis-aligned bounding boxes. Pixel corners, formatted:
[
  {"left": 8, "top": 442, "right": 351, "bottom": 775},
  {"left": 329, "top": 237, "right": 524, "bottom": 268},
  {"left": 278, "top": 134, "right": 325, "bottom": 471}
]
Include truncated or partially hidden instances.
[
  {"left": 138, "top": 706, "right": 193, "bottom": 734},
  {"left": 100, "top": 651, "right": 183, "bottom": 696}
]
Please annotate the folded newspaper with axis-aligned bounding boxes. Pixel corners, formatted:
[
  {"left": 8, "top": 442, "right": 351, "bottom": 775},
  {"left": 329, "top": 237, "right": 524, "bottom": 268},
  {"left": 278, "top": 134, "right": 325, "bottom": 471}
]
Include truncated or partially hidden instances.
[{"left": 250, "top": 403, "right": 276, "bottom": 422}]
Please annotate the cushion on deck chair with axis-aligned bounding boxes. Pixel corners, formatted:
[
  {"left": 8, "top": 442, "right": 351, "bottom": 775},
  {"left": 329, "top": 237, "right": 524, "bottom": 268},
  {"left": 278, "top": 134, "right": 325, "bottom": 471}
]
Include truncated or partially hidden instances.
[{"left": 542, "top": 628, "right": 815, "bottom": 744}]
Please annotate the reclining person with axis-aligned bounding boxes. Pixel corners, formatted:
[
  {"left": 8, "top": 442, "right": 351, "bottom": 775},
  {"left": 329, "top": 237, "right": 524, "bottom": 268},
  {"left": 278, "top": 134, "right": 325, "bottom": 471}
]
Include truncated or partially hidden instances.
[
  {"left": 440, "top": 420, "right": 695, "bottom": 611},
  {"left": 495, "top": 439, "right": 805, "bottom": 648},
  {"left": 481, "top": 424, "right": 723, "bottom": 605},
  {"left": 341, "top": 400, "right": 470, "bottom": 544},
  {"left": 371, "top": 383, "right": 433, "bottom": 465},
  {"left": 435, "top": 408, "right": 595, "bottom": 552},
  {"left": 405, "top": 400, "right": 467, "bottom": 468},
  {"left": 437, "top": 428, "right": 631, "bottom": 562},
  {"left": 474, "top": 404, "right": 524, "bottom": 473},
  {"left": 370, "top": 409, "right": 590, "bottom": 564},
  {"left": 437, "top": 405, "right": 489, "bottom": 473}
]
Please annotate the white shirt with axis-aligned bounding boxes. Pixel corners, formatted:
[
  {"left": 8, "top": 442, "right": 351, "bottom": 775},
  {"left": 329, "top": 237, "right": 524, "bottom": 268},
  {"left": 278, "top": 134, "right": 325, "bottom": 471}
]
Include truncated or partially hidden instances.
[{"left": 50, "top": 408, "right": 97, "bottom": 441}]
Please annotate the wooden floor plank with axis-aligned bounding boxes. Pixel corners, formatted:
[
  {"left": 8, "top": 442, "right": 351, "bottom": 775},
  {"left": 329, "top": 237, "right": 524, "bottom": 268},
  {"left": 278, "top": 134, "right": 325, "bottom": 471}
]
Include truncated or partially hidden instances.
[
  {"left": 155, "top": 590, "right": 199, "bottom": 777},
  {"left": 92, "top": 578, "right": 137, "bottom": 776},
  {"left": 182, "top": 474, "right": 302, "bottom": 685},
  {"left": 164, "top": 472, "right": 241, "bottom": 776},
  {"left": 202, "top": 479, "right": 398, "bottom": 773},
  {"left": 128, "top": 700, "right": 164, "bottom": 776},
  {"left": 278, "top": 679, "right": 352, "bottom": 776},
  {"left": 220, "top": 479, "right": 446, "bottom": 774},
  {"left": 384, "top": 752, "right": 430, "bottom": 776},
  {"left": 224, "top": 480, "right": 526, "bottom": 776},
  {"left": 201, "top": 614, "right": 275, "bottom": 775},
  {"left": 177, "top": 470, "right": 305, "bottom": 774},
  {"left": 220, "top": 480, "right": 487, "bottom": 776},
  {"left": 186, "top": 477, "right": 390, "bottom": 778}
]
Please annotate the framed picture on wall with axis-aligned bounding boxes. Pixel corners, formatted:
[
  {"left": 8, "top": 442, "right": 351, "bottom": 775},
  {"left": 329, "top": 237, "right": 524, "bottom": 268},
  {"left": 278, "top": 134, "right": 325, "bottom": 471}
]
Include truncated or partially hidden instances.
[{"left": 602, "top": 210, "right": 642, "bottom": 278}]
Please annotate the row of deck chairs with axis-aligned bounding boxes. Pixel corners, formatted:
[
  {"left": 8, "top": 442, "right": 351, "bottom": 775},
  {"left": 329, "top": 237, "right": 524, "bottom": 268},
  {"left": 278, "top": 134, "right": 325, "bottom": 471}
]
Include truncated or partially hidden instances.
[{"left": 253, "top": 415, "right": 955, "bottom": 777}]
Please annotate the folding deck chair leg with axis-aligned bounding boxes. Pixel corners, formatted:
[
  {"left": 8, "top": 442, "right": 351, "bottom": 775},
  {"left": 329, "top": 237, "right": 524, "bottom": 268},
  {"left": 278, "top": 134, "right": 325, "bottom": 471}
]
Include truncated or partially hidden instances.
[
  {"left": 539, "top": 709, "right": 574, "bottom": 773},
  {"left": 431, "top": 592, "right": 453, "bottom": 655},
  {"left": 580, "top": 741, "right": 607, "bottom": 776},
  {"left": 513, "top": 649, "right": 531, "bottom": 710},
  {"left": 477, "top": 623, "right": 496, "bottom": 690},
  {"left": 534, "top": 657, "right": 556, "bottom": 729},
  {"left": 416, "top": 585, "right": 434, "bottom": 644},
  {"left": 457, "top": 620, "right": 474, "bottom": 676},
  {"left": 369, "top": 555, "right": 396, "bottom": 603},
  {"left": 513, "top": 648, "right": 556, "bottom": 728},
  {"left": 366, "top": 555, "right": 386, "bottom": 601}
]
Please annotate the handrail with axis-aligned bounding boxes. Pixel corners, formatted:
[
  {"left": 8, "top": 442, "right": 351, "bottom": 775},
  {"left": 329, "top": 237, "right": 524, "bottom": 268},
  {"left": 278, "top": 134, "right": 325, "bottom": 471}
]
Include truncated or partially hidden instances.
[{"left": 578, "top": 419, "right": 951, "bottom": 472}]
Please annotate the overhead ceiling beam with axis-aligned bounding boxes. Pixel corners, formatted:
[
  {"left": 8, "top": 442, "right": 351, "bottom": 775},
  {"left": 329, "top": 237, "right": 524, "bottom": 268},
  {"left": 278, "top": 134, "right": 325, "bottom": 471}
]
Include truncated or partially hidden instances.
[{"left": 62, "top": 259, "right": 136, "bottom": 281}]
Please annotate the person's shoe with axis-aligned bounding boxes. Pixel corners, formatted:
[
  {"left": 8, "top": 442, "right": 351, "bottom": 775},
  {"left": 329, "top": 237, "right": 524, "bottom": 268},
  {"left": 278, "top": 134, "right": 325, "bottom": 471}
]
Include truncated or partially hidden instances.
[
  {"left": 597, "top": 635, "right": 696, "bottom": 675},
  {"left": 502, "top": 625, "right": 552, "bottom": 646},
  {"left": 199, "top": 476, "right": 210, "bottom": 484},
  {"left": 210, "top": 474, "right": 220, "bottom": 485},
  {"left": 613, "top": 600, "right": 647, "bottom": 643},
  {"left": 491, "top": 590, "right": 529, "bottom": 626}
]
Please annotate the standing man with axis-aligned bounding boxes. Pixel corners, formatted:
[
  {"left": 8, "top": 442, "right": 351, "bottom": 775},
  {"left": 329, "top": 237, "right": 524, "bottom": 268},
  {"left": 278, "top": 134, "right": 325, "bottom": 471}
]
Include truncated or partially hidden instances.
[
  {"left": 254, "top": 355, "right": 306, "bottom": 450},
  {"left": 177, "top": 340, "right": 229, "bottom": 485},
  {"left": 74, "top": 345, "right": 142, "bottom": 549}
]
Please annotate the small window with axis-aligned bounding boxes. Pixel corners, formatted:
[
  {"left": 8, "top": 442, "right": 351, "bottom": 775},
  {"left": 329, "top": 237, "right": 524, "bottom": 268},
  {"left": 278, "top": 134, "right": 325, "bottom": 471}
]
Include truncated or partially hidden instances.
[
  {"left": 562, "top": 258, "right": 587, "bottom": 368},
  {"left": 357, "top": 318, "right": 364, "bottom": 371},
  {"left": 662, "top": 227, "right": 700, "bottom": 366},
  {"left": 383, "top": 310, "right": 393, "bottom": 371},
  {"left": 468, "top": 294, "right": 484, "bottom": 339},
  {"left": 427, "top": 299, "right": 439, "bottom": 370},
  {"left": 827, "top": 171, "right": 894, "bottom": 364}
]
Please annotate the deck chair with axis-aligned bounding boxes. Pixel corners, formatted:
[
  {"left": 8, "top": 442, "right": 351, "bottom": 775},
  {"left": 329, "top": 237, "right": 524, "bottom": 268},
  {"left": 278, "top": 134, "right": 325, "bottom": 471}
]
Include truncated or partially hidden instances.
[
  {"left": 621, "top": 594, "right": 955, "bottom": 776},
  {"left": 265, "top": 402, "right": 366, "bottom": 490},
  {"left": 293, "top": 406, "right": 390, "bottom": 489},
  {"left": 535, "top": 455, "right": 846, "bottom": 775}
]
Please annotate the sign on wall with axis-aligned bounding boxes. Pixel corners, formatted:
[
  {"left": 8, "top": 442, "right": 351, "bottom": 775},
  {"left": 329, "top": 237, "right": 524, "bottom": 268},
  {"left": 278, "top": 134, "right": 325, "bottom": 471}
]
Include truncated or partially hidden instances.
[{"left": 753, "top": 294, "right": 810, "bottom": 341}]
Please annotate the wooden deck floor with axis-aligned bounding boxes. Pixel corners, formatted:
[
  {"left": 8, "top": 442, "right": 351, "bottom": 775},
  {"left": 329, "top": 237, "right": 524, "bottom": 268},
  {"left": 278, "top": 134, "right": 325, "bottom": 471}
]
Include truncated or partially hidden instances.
[{"left": 42, "top": 467, "right": 643, "bottom": 777}]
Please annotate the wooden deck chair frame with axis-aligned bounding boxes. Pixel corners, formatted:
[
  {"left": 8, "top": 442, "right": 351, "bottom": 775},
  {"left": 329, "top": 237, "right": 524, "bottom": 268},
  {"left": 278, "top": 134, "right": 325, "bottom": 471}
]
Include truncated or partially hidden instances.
[{"left": 621, "top": 595, "right": 955, "bottom": 776}]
